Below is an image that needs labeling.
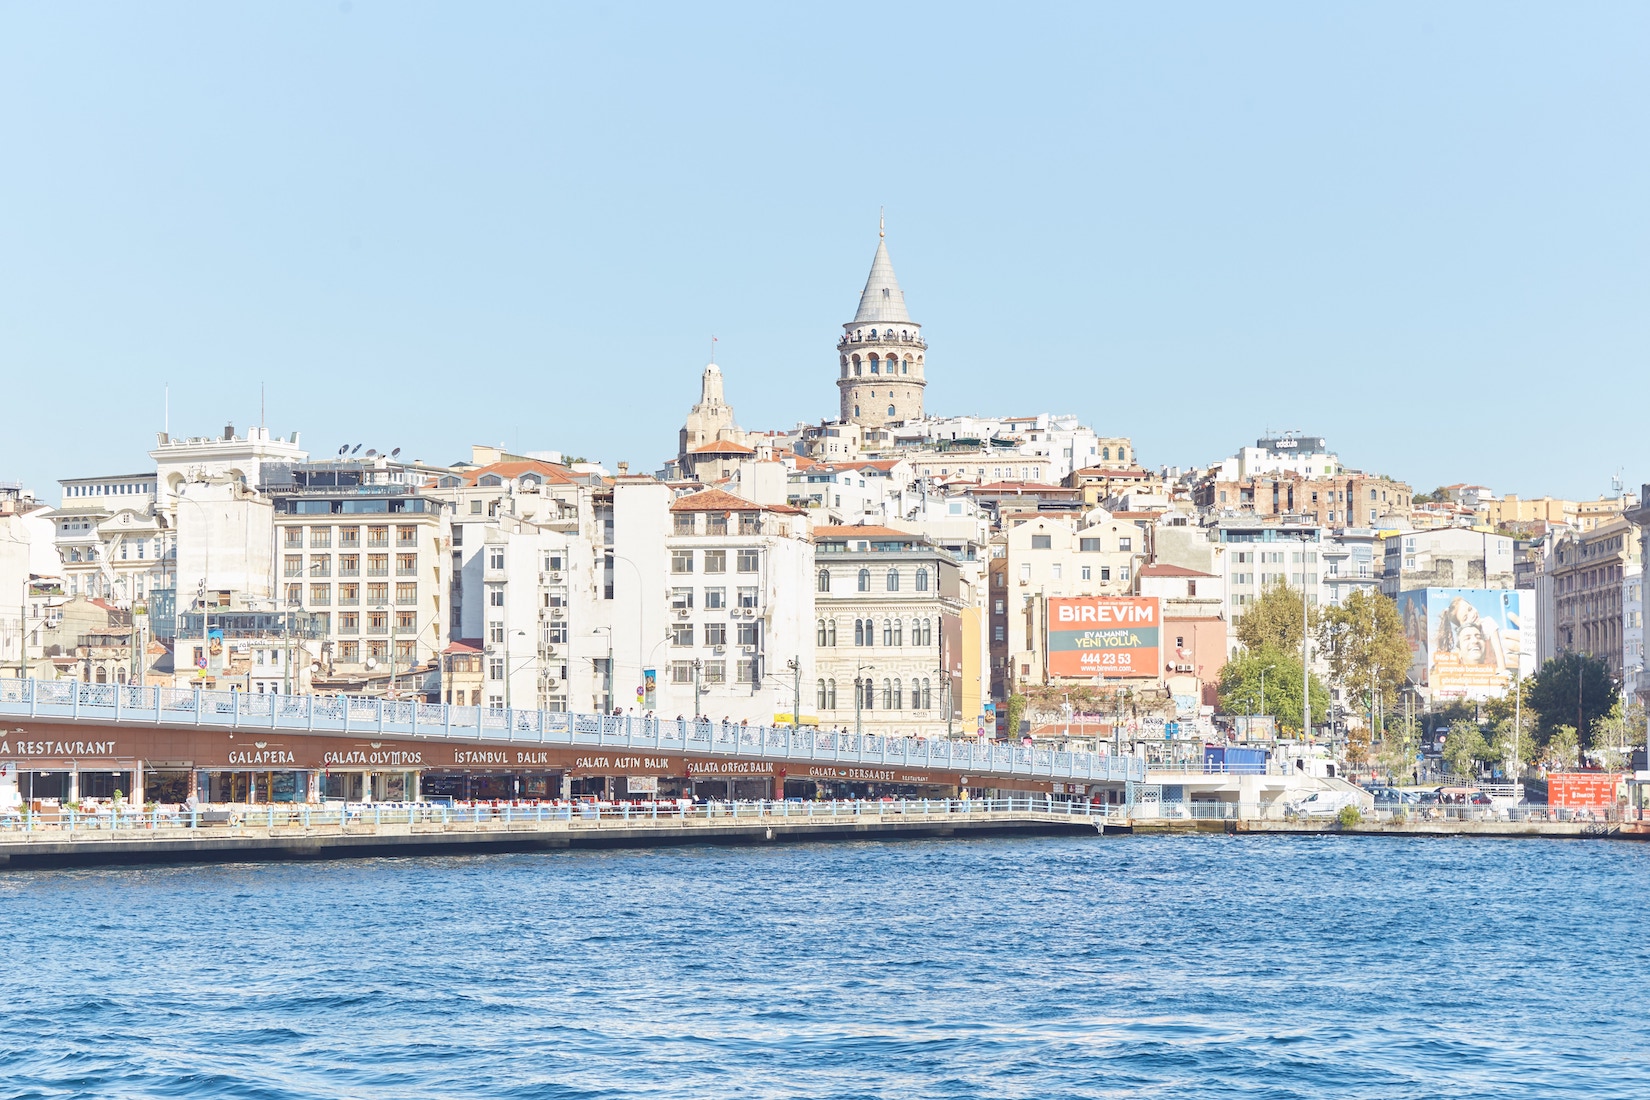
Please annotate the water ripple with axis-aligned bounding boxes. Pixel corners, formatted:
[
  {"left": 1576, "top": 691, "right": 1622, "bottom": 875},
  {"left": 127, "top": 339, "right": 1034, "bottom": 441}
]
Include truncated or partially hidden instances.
[{"left": 3, "top": 835, "right": 1648, "bottom": 1098}]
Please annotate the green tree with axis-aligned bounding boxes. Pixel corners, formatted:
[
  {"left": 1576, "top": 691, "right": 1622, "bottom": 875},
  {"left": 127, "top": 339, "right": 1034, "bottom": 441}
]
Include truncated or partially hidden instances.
[
  {"left": 1316, "top": 589, "right": 1412, "bottom": 721},
  {"left": 1218, "top": 647, "right": 1331, "bottom": 737},
  {"left": 1526, "top": 652, "right": 1618, "bottom": 748},
  {"left": 1376, "top": 712, "right": 1421, "bottom": 781},
  {"left": 1005, "top": 694, "right": 1028, "bottom": 738},
  {"left": 1442, "top": 718, "right": 1488, "bottom": 778},
  {"left": 1543, "top": 724, "right": 1580, "bottom": 771},
  {"left": 1235, "top": 580, "right": 1316, "bottom": 655},
  {"left": 1591, "top": 701, "right": 1645, "bottom": 772}
]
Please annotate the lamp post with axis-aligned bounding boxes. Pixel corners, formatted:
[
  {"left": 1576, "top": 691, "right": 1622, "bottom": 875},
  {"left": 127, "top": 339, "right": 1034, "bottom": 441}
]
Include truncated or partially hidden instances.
[
  {"left": 786, "top": 656, "right": 802, "bottom": 729},
  {"left": 1295, "top": 530, "right": 1314, "bottom": 739}
]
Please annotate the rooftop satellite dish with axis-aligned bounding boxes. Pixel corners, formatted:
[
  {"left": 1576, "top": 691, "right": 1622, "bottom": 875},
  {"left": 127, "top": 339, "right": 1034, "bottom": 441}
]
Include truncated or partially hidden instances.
[
  {"left": 337, "top": 445, "right": 348, "bottom": 455},
  {"left": 366, "top": 449, "right": 378, "bottom": 457},
  {"left": 390, "top": 447, "right": 401, "bottom": 458},
  {"left": 351, "top": 444, "right": 363, "bottom": 455},
  {"left": 364, "top": 657, "right": 378, "bottom": 670},
  {"left": 310, "top": 661, "right": 320, "bottom": 672}
]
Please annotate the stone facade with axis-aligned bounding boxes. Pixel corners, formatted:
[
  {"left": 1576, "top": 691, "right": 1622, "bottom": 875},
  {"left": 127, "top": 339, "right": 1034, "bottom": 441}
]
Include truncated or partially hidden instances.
[{"left": 837, "top": 234, "right": 926, "bottom": 429}]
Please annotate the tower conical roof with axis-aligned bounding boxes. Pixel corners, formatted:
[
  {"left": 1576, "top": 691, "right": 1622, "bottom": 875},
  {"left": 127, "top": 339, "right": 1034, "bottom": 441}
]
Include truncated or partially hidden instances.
[{"left": 852, "top": 239, "right": 912, "bottom": 324}]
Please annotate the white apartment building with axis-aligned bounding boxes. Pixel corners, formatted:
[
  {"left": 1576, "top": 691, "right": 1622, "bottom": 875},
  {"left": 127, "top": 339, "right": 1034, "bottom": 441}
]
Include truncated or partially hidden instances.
[
  {"left": 1624, "top": 563, "right": 1644, "bottom": 701},
  {"left": 1214, "top": 520, "right": 1329, "bottom": 654},
  {"left": 1207, "top": 434, "right": 1340, "bottom": 482},
  {"left": 50, "top": 472, "right": 173, "bottom": 606},
  {"left": 1320, "top": 529, "right": 1384, "bottom": 607},
  {"left": 812, "top": 525, "right": 965, "bottom": 738},
  {"left": 0, "top": 488, "right": 62, "bottom": 677},
  {"left": 1381, "top": 527, "right": 1514, "bottom": 597}
]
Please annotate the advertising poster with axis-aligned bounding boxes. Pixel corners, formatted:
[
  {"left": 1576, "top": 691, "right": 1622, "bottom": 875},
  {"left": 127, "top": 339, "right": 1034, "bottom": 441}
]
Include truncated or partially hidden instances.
[
  {"left": 1046, "top": 596, "right": 1161, "bottom": 678},
  {"left": 1401, "top": 588, "right": 1530, "bottom": 701}
]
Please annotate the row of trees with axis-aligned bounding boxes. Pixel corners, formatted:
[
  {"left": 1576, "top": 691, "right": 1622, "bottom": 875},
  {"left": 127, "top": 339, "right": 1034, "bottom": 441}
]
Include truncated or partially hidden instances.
[{"left": 1217, "top": 580, "right": 1640, "bottom": 770}]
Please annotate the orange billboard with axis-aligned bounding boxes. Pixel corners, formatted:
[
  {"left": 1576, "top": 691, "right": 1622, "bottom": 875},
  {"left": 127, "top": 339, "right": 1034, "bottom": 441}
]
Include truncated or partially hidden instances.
[{"left": 1047, "top": 596, "right": 1161, "bottom": 679}]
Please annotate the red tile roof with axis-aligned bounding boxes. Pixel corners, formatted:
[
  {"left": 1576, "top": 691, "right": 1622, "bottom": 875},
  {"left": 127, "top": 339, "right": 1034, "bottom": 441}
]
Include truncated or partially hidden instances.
[
  {"left": 454, "top": 460, "right": 578, "bottom": 486},
  {"left": 812, "top": 525, "right": 919, "bottom": 541},
  {"left": 1139, "top": 563, "right": 1216, "bottom": 579},
  {"left": 669, "top": 487, "right": 803, "bottom": 515}
]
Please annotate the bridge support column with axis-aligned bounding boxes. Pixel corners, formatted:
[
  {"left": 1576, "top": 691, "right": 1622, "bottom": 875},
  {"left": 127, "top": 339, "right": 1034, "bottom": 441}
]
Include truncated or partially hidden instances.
[
  {"left": 306, "top": 771, "right": 322, "bottom": 804},
  {"left": 130, "top": 761, "right": 144, "bottom": 808},
  {"left": 67, "top": 767, "right": 79, "bottom": 804},
  {"left": 361, "top": 771, "right": 374, "bottom": 804}
]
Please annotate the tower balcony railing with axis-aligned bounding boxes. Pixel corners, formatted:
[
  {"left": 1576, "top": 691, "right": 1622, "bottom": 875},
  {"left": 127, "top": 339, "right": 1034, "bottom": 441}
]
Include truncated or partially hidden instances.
[{"left": 838, "top": 334, "right": 926, "bottom": 351}]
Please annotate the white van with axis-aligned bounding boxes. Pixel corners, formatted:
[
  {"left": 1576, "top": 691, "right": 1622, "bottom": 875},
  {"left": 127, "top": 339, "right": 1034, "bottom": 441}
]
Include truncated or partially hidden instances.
[{"left": 1288, "top": 790, "right": 1358, "bottom": 818}]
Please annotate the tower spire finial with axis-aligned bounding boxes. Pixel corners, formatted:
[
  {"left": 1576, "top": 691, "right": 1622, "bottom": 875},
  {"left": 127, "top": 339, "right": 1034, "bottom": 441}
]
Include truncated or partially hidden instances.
[{"left": 879, "top": 206, "right": 885, "bottom": 239}]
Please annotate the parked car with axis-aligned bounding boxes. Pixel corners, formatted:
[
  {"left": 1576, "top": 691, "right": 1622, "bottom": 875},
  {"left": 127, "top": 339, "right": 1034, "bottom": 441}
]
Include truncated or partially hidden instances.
[{"left": 1287, "top": 790, "right": 1360, "bottom": 818}]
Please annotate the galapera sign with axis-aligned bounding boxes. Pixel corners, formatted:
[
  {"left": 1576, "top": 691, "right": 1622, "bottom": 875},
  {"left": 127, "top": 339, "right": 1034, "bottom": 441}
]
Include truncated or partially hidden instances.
[{"left": 1046, "top": 596, "right": 1161, "bottom": 678}]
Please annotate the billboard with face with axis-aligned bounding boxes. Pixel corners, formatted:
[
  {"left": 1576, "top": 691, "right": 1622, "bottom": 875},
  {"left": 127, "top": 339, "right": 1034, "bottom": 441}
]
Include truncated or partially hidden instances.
[
  {"left": 1047, "top": 596, "right": 1161, "bottom": 679},
  {"left": 1400, "top": 588, "right": 1531, "bottom": 701}
]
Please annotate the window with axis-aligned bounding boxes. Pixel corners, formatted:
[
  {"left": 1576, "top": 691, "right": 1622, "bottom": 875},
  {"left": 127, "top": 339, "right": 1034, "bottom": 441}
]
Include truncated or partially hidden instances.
[
  {"left": 915, "top": 568, "right": 929, "bottom": 591},
  {"left": 817, "top": 619, "right": 829, "bottom": 646},
  {"left": 487, "top": 548, "right": 504, "bottom": 570},
  {"left": 285, "top": 584, "right": 302, "bottom": 605},
  {"left": 470, "top": 500, "right": 483, "bottom": 515},
  {"left": 338, "top": 641, "right": 360, "bottom": 663},
  {"left": 818, "top": 569, "right": 830, "bottom": 593},
  {"left": 671, "top": 661, "right": 694, "bottom": 684},
  {"left": 489, "top": 621, "right": 505, "bottom": 644},
  {"left": 339, "top": 555, "right": 360, "bottom": 577},
  {"left": 1100, "top": 567, "right": 1111, "bottom": 582},
  {"left": 339, "top": 612, "right": 359, "bottom": 633},
  {"left": 671, "top": 623, "right": 694, "bottom": 646},
  {"left": 892, "top": 619, "right": 903, "bottom": 646},
  {"left": 1052, "top": 563, "right": 1062, "bottom": 581},
  {"left": 854, "top": 618, "right": 867, "bottom": 646},
  {"left": 736, "top": 621, "right": 760, "bottom": 646},
  {"left": 825, "top": 619, "right": 836, "bottom": 646},
  {"left": 310, "top": 527, "right": 331, "bottom": 548},
  {"left": 670, "top": 587, "right": 693, "bottom": 610},
  {"left": 882, "top": 619, "right": 894, "bottom": 646},
  {"left": 309, "top": 556, "right": 331, "bottom": 577},
  {"left": 396, "top": 582, "right": 417, "bottom": 605},
  {"left": 703, "top": 660, "right": 727, "bottom": 684},
  {"left": 1032, "top": 535, "right": 1052, "bottom": 549},
  {"left": 396, "top": 611, "right": 415, "bottom": 632},
  {"left": 706, "top": 513, "right": 728, "bottom": 536},
  {"left": 673, "top": 514, "right": 696, "bottom": 535},
  {"left": 882, "top": 679, "right": 896, "bottom": 709},
  {"left": 736, "top": 586, "right": 759, "bottom": 609},
  {"left": 994, "top": 625, "right": 1005, "bottom": 641},
  {"left": 338, "top": 527, "right": 360, "bottom": 548},
  {"left": 736, "top": 548, "right": 760, "bottom": 573},
  {"left": 310, "top": 584, "right": 331, "bottom": 605},
  {"left": 1019, "top": 564, "right": 1031, "bottom": 582},
  {"left": 398, "top": 553, "right": 418, "bottom": 576},
  {"left": 706, "top": 622, "right": 727, "bottom": 646},
  {"left": 284, "top": 555, "right": 303, "bottom": 578},
  {"left": 284, "top": 528, "right": 304, "bottom": 548},
  {"left": 546, "top": 621, "right": 568, "bottom": 644},
  {"left": 1080, "top": 538, "right": 1101, "bottom": 552},
  {"left": 487, "top": 585, "right": 504, "bottom": 607},
  {"left": 672, "top": 550, "right": 694, "bottom": 574},
  {"left": 368, "top": 554, "right": 389, "bottom": 577},
  {"left": 339, "top": 583, "right": 359, "bottom": 605},
  {"left": 488, "top": 657, "right": 504, "bottom": 681},
  {"left": 704, "top": 587, "right": 726, "bottom": 609},
  {"left": 703, "top": 550, "right": 726, "bottom": 573},
  {"left": 886, "top": 569, "right": 900, "bottom": 592},
  {"left": 735, "top": 659, "right": 757, "bottom": 684},
  {"left": 1118, "top": 537, "right": 1132, "bottom": 552},
  {"left": 857, "top": 568, "right": 871, "bottom": 592},
  {"left": 396, "top": 525, "right": 417, "bottom": 547},
  {"left": 1081, "top": 565, "right": 1092, "bottom": 581}
]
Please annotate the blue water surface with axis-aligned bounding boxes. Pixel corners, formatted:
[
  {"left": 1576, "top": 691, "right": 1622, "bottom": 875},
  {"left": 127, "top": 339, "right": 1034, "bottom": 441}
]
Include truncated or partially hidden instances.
[{"left": 2, "top": 834, "right": 1647, "bottom": 1099}]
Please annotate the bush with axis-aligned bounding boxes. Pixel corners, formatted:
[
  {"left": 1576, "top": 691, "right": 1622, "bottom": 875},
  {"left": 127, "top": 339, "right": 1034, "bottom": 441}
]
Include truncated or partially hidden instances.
[{"left": 1337, "top": 804, "right": 1363, "bottom": 829}]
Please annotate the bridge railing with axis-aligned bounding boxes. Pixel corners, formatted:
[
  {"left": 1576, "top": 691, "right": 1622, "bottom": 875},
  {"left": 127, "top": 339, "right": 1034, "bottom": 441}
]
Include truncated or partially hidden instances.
[
  {"left": 0, "top": 795, "right": 1131, "bottom": 836},
  {"left": 0, "top": 677, "right": 1146, "bottom": 785}
]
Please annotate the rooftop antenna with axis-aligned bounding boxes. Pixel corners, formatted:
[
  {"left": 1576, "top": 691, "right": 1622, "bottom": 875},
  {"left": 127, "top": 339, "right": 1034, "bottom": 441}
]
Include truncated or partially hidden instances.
[
  {"left": 260, "top": 382, "right": 265, "bottom": 431},
  {"left": 710, "top": 335, "right": 717, "bottom": 364},
  {"left": 164, "top": 384, "right": 169, "bottom": 436}
]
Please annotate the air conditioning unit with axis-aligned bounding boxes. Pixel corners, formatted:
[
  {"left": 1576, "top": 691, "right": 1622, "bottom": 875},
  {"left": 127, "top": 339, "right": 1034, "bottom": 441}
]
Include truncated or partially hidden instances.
[
  {"left": 675, "top": 608, "right": 690, "bottom": 618},
  {"left": 712, "top": 645, "right": 725, "bottom": 654}
]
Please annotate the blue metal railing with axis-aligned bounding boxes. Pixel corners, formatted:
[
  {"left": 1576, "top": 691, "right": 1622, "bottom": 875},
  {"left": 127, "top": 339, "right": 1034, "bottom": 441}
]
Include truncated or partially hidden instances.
[
  {"left": 0, "top": 796, "right": 1131, "bottom": 836},
  {"left": 0, "top": 678, "right": 1146, "bottom": 785}
]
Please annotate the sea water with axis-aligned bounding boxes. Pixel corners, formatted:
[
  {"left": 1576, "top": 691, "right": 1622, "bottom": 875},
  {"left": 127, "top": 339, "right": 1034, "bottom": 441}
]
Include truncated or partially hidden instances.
[{"left": 3, "top": 834, "right": 1647, "bottom": 1099}]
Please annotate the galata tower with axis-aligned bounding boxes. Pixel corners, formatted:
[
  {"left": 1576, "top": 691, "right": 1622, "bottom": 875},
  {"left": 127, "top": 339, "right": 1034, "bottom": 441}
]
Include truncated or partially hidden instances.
[{"left": 837, "top": 224, "right": 926, "bottom": 428}]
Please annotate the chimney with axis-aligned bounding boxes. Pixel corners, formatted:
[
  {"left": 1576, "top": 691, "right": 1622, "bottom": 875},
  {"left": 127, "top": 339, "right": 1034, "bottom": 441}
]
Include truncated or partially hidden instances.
[
  {"left": 617, "top": 462, "right": 630, "bottom": 476},
  {"left": 223, "top": 423, "right": 235, "bottom": 441}
]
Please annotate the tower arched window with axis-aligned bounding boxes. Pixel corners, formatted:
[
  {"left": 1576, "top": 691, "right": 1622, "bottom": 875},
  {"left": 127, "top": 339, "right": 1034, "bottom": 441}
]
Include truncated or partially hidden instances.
[
  {"left": 852, "top": 356, "right": 862, "bottom": 376},
  {"left": 901, "top": 359, "right": 909, "bottom": 374},
  {"left": 854, "top": 405, "right": 861, "bottom": 417},
  {"left": 888, "top": 405, "right": 896, "bottom": 417},
  {"left": 869, "top": 355, "right": 879, "bottom": 374},
  {"left": 857, "top": 568, "right": 871, "bottom": 592},
  {"left": 915, "top": 567, "right": 929, "bottom": 591},
  {"left": 868, "top": 329, "right": 877, "bottom": 339},
  {"left": 818, "top": 568, "right": 830, "bottom": 592}
]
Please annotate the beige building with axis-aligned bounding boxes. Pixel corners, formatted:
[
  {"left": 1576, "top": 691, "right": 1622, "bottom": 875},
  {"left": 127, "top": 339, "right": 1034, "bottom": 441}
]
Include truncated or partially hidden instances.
[
  {"left": 1547, "top": 518, "right": 1641, "bottom": 682},
  {"left": 989, "top": 512, "right": 1146, "bottom": 698},
  {"left": 812, "top": 525, "right": 962, "bottom": 737}
]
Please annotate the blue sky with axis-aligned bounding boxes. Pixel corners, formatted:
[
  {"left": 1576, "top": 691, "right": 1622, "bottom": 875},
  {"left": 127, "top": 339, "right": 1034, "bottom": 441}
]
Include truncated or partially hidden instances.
[{"left": 2, "top": 2, "right": 1646, "bottom": 500}]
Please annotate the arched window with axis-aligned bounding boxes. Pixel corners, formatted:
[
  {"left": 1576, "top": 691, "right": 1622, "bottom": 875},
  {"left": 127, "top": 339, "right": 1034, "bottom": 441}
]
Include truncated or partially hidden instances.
[
  {"left": 922, "top": 678, "right": 933, "bottom": 710},
  {"left": 853, "top": 405, "right": 861, "bottom": 417},
  {"left": 818, "top": 568, "right": 830, "bottom": 592},
  {"left": 857, "top": 568, "right": 871, "bottom": 592},
  {"left": 882, "top": 619, "right": 893, "bottom": 646},
  {"left": 901, "top": 358, "right": 909, "bottom": 375},
  {"left": 869, "top": 355, "right": 880, "bottom": 374},
  {"left": 887, "top": 405, "right": 896, "bottom": 417},
  {"left": 891, "top": 678, "right": 902, "bottom": 710},
  {"left": 827, "top": 619, "right": 836, "bottom": 646},
  {"left": 817, "top": 679, "right": 828, "bottom": 710},
  {"left": 817, "top": 619, "right": 828, "bottom": 646},
  {"left": 911, "top": 680, "right": 923, "bottom": 709},
  {"left": 95, "top": 666, "right": 107, "bottom": 684},
  {"left": 915, "top": 567, "right": 929, "bottom": 591},
  {"left": 827, "top": 678, "right": 837, "bottom": 710},
  {"left": 861, "top": 677, "right": 875, "bottom": 711},
  {"left": 854, "top": 618, "right": 865, "bottom": 646},
  {"left": 882, "top": 678, "right": 894, "bottom": 709},
  {"left": 1102, "top": 447, "right": 1110, "bottom": 460},
  {"left": 892, "top": 618, "right": 903, "bottom": 646},
  {"left": 886, "top": 568, "right": 900, "bottom": 592},
  {"left": 852, "top": 356, "right": 862, "bottom": 376},
  {"left": 868, "top": 329, "right": 878, "bottom": 339}
]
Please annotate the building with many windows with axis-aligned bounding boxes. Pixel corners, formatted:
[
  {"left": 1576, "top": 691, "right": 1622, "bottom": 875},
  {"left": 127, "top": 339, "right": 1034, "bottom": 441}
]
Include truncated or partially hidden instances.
[
  {"left": 1544, "top": 518, "right": 1641, "bottom": 683},
  {"left": 812, "top": 525, "right": 962, "bottom": 738}
]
